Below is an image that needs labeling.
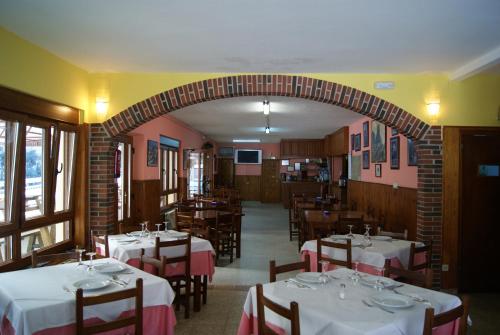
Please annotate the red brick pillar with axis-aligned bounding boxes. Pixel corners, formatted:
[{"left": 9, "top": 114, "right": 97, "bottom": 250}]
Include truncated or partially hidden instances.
[{"left": 416, "top": 126, "right": 443, "bottom": 287}]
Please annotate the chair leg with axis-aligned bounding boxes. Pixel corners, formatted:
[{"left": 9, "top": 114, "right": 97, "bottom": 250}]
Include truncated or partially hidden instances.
[
  {"left": 229, "top": 234, "right": 234, "bottom": 263},
  {"left": 175, "top": 281, "right": 181, "bottom": 311},
  {"left": 184, "top": 278, "right": 191, "bottom": 319},
  {"left": 202, "top": 275, "right": 208, "bottom": 304}
]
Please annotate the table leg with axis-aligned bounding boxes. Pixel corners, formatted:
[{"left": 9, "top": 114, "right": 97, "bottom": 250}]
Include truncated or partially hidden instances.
[{"left": 194, "top": 275, "right": 201, "bottom": 312}]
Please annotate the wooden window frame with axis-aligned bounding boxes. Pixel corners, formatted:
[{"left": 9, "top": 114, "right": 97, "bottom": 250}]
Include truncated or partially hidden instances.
[
  {"left": 116, "top": 137, "right": 133, "bottom": 224},
  {"left": 159, "top": 136, "right": 180, "bottom": 210}
]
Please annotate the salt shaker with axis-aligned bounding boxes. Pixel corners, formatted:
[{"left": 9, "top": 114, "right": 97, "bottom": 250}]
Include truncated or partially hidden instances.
[{"left": 339, "top": 283, "right": 346, "bottom": 300}]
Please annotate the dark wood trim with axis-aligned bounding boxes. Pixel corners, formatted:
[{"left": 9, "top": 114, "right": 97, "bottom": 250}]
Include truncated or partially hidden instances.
[{"left": 0, "top": 85, "right": 80, "bottom": 124}]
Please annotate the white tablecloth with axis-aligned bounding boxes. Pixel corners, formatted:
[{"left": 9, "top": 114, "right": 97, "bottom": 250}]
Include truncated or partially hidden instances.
[
  {"left": 241, "top": 268, "right": 460, "bottom": 335},
  {"left": 107, "top": 232, "right": 215, "bottom": 264},
  {"left": 301, "top": 235, "right": 422, "bottom": 269},
  {"left": 0, "top": 258, "right": 174, "bottom": 335}
]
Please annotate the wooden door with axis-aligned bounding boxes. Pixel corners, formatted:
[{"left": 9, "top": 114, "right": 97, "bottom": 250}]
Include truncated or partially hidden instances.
[
  {"left": 460, "top": 132, "right": 500, "bottom": 292},
  {"left": 217, "top": 158, "right": 234, "bottom": 187},
  {"left": 261, "top": 159, "right": 281, "bottom": 203}
]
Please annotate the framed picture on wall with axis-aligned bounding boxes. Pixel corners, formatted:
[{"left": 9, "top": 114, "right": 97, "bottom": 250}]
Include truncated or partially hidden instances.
[
  {"left": 147, "top": 140, "right": 158, "bottom": 167},
  {"left": 287, "top": 165, "right": 294, "bottom": 172},
  {"left": 390, "top": 136, "right": 400, "bottom": 169},
  {"left": 371, "top": 120, "right": 387, "bottom": 162},
  {"left": 362, "top": 150, "right": 370, "bottom": 169},
  {"left": 363, "top": 121, "right": 369, "bottom": 147},
  {"left": 408, "top": 138, "right": 417, "bottom": 166},
  {"left": 375, "top": 163, "right": 382, "bottom": 177},
  {"left": 354, "top": 133, "right": 361, "bottom": 151},
  {"left": 281, "top": 159, "right": 290, "bottom": 166},
  {"left": 294, "top": 162, "right": 301, "bottom": 171}
]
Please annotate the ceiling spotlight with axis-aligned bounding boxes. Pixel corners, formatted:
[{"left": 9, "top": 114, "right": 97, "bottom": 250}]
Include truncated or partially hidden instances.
[
  {"left": 265, "top": 126, "right": 270, "bottom": 134},
  {"left": 263, "top": 99, "right": 270, "bottom": 115}
]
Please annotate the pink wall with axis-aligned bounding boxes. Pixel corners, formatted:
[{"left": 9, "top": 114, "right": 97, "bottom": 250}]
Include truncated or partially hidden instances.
[
  {"left": 129, "top": 115, "right": 207, "bottom": 180},
  {"left": 349, "top": 117, "right": 417, "bottom": 189},
  {"left": 218, "top": 143, "right": 280, "bottom": 176}
]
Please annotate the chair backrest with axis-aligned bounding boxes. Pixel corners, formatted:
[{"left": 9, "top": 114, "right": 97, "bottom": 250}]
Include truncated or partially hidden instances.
[
  {"left": 154, "top": 236, "right": 191, "bottom": 277},
  {"left": 256, "top": 283, "right": 300, "bottom": 335},
  {"left": 215, "top": 211, "right": 234, "bottom": 230},
  {"left": 384, "top": 259, "right": 433, "bottom": 289},
  {"left": 269, "top": 254, "right": 310, "bottom": 283},
  {"left": 377, "top": 226, "right": 408, "bottom": 240},
  {"left": 92, "top": 235, "right": 110, "bottom": 257},
  {"left": 139, "top": 248, "right": 166, "bottom": 277},
  {"left": 308, "top": 221, "right": 335, "bottom": 240},
  {"left": 175, "top": 210, "right": 194, "bottom": 231},
  {"left": 409, "top": 240, "right": 433, "bottom": 271},
  {"left": 317, "top": 238, "right": 352, "bottom": 269},
  {"left": 423, "top": 295, "right": 470, "bottom": 335},
  {"left": 31, "top": 250, "right": 77, "bottom": 268},
  {"left": 337, "top": 214, "right": 364, "bottom": 234},
  {"left": 76, "top": 278, "right": 143, "bottom": 335}
]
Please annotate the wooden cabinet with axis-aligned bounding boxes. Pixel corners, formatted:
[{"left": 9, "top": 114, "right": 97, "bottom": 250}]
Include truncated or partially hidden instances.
[
  {"left": 324, "top": 127, "right": 349, "bottom": 156},
  {"left": 132, "top": 180, "right": 161, "bottom": 225},
  {"left": 261, "top": 159, "right": 281, "bottom": 203},
  {"left": 280, "top": 139, "right": 324, "bottom": 158}
]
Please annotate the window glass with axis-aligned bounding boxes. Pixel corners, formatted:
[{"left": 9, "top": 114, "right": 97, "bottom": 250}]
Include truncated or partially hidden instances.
[
  {"left": 0, "top": 235, "right": 12, "bottom": 264},
  {"left": 21, "top": 221, "right": 70, "bottom": 256},
  {"left": 25, "top": 126, "right": 45, "bottom": 219},
  {"left": 117, "top": 143, "right": 125, "bottom": 221},
  {"left": 167, "top": 193, "right": 177, "bottom": 204},
  {"left": 55, "top": 131, "right": 76, "bottom": 212},
  {"left": 0, "top": 120, "right": 18, "bottom": 224}
]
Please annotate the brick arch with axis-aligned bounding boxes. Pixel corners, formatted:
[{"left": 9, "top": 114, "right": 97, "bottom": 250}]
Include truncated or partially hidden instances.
[{"left": 89, "top": 74, "right": 443, "bottom": 286}]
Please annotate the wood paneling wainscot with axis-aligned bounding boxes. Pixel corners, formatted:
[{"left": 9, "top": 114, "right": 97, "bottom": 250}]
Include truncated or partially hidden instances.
[
  {"left": 347, "top": 180, "right": 417, "bottom": 240},
  {"left": 235, "top": 175, "right": 261, "bottom": 201},
  {"left": 132, "top": 180, "right": 161, "bottom": 226}
]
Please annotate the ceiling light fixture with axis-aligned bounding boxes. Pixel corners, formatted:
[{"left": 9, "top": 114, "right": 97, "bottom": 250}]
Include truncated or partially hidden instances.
[
  {"left": 233, "top": 139, "right": 261, "bottom": 143},
  {"left": 426, "top": 101, "right": 440, "bottom": 117},
  {"left": 263, "top": 99, "right": 270, "bottom": 115},
  {"left": 265, "top": 126, "right": 270, "bottom": 134}
]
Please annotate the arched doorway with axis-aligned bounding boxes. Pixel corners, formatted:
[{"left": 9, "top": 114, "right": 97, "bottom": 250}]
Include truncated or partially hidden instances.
[{"left": 88, "top": 74, "right": 443, "bottom": 285}]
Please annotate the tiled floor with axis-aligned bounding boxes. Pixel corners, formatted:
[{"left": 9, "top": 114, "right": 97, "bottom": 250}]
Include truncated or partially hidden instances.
[{"left": 174, "top": 201, "right": 500, "bottom": 335}]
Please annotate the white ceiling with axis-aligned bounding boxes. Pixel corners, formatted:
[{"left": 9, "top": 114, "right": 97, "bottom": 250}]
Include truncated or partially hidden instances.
[
  {"left": 168, "top": 96, "right": 363, "bottom": 143},
  {"left": 1, "top": 0, "right": 500, "bottom": 73}
]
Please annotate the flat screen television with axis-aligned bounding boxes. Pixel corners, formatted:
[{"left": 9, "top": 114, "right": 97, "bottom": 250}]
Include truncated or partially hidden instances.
[{"left": 235, "top": 149, "right": 262, "bottom": 164}]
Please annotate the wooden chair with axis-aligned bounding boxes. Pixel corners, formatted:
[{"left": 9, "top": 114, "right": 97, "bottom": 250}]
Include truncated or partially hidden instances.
[
  {"left": 256, "top": 283, "right": 300, "bottom": 335},
  {"left": 423, "top": 295, "right": 470, "bottom": 335},
  {"left": 76, "top": 278, "right": 143, "bottom": 335},
  {"left": 154, "top": 237, "right": 192, "bottom": 318},
  {"left": 384, "top": 259, "right": 433, "bottom": 289},
  {"left": 31, "top": 250, "right": 77, "bottom": 268},
  {"left": 92, "top": 235, "right": 110, "bottom": 258},
  {"left": 269, "top": 254, "right": 310, "bottom": 283},
  {"left": 308, "top": 221, "right": 335, "bottom": 240},
  {"left": 377, "top": 226, "right": 408, "bottom": 240},
  {"left": 209, "top": 212, "right": 235, "bottom": 264},
  {"left": 230, "top": 206, "right": 244, "bottom": 259},
  {"left": 316, "top": 238, "right": 352, "bottom": 270},
  {"left": 337, "top": 214, "right": 364, "bottom": 235},
  {"left": 409, "top": 241, "right": 433, "bottom": 271},
  {"left": 288, "top": 193, "right": 301, "bottom": 241},
  {"left": 175, "top": 210, "right": 195, "bottom": 233},
  {"left": 138, "top": 248, "right": 166, "bottom": 277}
]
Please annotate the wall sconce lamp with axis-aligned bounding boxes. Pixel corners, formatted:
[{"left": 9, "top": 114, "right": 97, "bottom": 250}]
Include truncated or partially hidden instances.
[
  {"left": 426, "top": 101, "right": 440, "bottom": 117},
  {"left": 263, "top": 99, "right": 270, "bottom": 115},
  {"left": 96, "top": 98, "right": 109, "bottom": 115}
]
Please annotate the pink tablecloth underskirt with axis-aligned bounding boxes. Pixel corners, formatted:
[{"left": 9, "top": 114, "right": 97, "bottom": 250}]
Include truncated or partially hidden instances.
[
  {"left": 2, "top": 305, "right": 175, "bottom": 335},
  {"left": 126, "top": 250, "right": 215, "bottom": 280}
]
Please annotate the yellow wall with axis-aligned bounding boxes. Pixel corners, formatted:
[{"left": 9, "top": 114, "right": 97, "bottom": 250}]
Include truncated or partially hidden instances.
[
  {"left": 1, "top": 28, "right": 499, "bottom": 127},
  {"left": 0, "top": 27, "right": 89, "bottom": 116}
]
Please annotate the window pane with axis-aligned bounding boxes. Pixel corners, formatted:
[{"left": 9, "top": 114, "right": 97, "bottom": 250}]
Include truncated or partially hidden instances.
[
  {"left": 0, "top": 235, "right": 12, "bottom": 264},
  {"left": 25, "top": 126, "right": 45, "bottom": 219},
  {"left": 168, "top": 151, "right": 174, "bottom": 189},
  {"left": 127, "top": 144, "right": 132, "bottom": 218},
  {"left": 21, "top": 221, "right": 70, "bottom": 256},
  {"left": 161, "top": 150, "right": 168, "bottom": 191},
  {"left": 117, "top": 143, "right": 125, "bottom": 221},
  {"left": 173, "top": 152, "right": 178, "bottom": 189},
  {"left": 167, "top": 193, "right": 177, "bottom": 204},
  {"left": 55, "top": 131, "right": 76, "bottom": 212},
  {"left": 160, "top": 195, "right": 167, "bottom": 208},
  {"left": 0, "top": 120, "right": 18, "bottom": 224}
]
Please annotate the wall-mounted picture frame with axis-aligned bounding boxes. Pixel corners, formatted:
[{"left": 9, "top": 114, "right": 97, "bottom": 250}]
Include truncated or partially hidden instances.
[
  {"left": 147, "top": 140, "right": 158, "bottom": 167},
  {"left": 287, "top": 165, "right": 294, "bottom": 172},
  {"left": 371, "top": 120, "right": 387, "bottom": 162},
  {"left": 390, "top": 136, "right": 400, "bottom": 169},
  {"left": 363, "top": 121, "right": 369, "bottom": 147},
  {"left": 294, "top": 162, "right": 301, "bottom": 171},
  {"left": 354, "top": 133, "right": 361, "bottom": 151},
  {"left": 362, "top": 150, "right": 370, "bottom": 169},
  {"left": 281, "top": 159, "right": 290, "bottom": 166},
  {"left": 408, "top": 138, "right": 417, "bottom": 166},
  {"left": 375, "top": 163, "right": 382, "bottom": 177},
  {"left": 351, "top": 134, "right": 355, "bottom": 151}
]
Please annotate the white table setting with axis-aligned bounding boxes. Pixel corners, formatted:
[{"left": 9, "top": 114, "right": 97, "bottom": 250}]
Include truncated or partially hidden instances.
[
  {"left": 238, "top": 268, "right": 461, "bottom": 335},
  {"left": 0, "top": 257, "right": 175, "bottom": 335}
]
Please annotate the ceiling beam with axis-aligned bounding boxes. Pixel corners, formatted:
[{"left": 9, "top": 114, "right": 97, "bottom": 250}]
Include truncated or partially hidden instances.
[{"left": 450, "top": 45, "right": 500, "bottom": 81}]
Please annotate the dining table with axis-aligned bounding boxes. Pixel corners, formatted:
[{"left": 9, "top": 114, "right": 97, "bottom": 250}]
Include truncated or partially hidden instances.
[
  {"left": 237, "top": 267, "right": 461, "bottom": 335},
  {"left": 301, "top": 234, "right": 425, "bottom": 275},
  {"left": 105, "top": 231, "right": 215, "bottom": 312},
  {"left": 0, "top": 258, "right": 176, "bottom": 335}
]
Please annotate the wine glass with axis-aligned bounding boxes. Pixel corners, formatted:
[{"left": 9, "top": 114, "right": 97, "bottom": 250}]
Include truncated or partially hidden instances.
[
  {"left": 75, "top": 246, "right": 86, "bottom": 270},
  {"left": 86, "top": 252, "right": 97, "bottom": 276},
  {"left": 350, "top": 261, "right": 360, "bottom": 285},
  {"left": 347, "top": 224, "right": 354, "bottom": 239},
  {"left": 363, "top": 224, "right": 371, "bottom": 242},
  {"left": 374, "top": 267, "right": 385, "bottom": 291},
  {"left": 163, "top": 220, "right": 170, "bottom": 232},
  {"left": 143, "top": 221, "right": 151, "bottom": 238},
  {"left": 140, "top": 222, "right": 146, "bottom": 237},
  {"left": 155, "top": 223, "right": 162, "bottom": 237},
  {"left": 319, "top": 260, "right": 330, "bottom": 284}
]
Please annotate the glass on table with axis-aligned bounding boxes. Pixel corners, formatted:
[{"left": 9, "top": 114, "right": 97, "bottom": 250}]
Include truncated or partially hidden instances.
[
  {"left": 347, "top": 224, "right": 354, "bottom": 238},
  {"left": 75, "top": 246, "right": 86, "bottom": 271},
  {"left": 350, "top": 261, "right": 360, "bottom": 285},
  {"left": 86, "top": 252, "right": 97, "bottom": 275},
  {"left": 363, "top": 224, "right": 371, "bottom": 240},
  {"left": 319, "top": 260, "right": 330, "bottom": 284},
  {"left": 155, "top": 223, "right": 162, "bottom": 237},
  {"left": 373, "top": 267, "right": 385, "bottom": 291},
  {"left": 140, "top": 222, "right": 146, "bottom": 237}
]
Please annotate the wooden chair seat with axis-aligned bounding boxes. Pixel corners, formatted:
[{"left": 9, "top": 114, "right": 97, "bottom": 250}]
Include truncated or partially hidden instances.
[
  {"left": 76, "top": 279, "right": 143, "bottom": 335},
  {"left": 270, "top": 254, "right": 310, "bottom": 282},
  {"left": 256, "top": 283, "right": 300, "bottom": 335},
  {"left": 423, "top": 295, "right": 470, "bottom": 335}
]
